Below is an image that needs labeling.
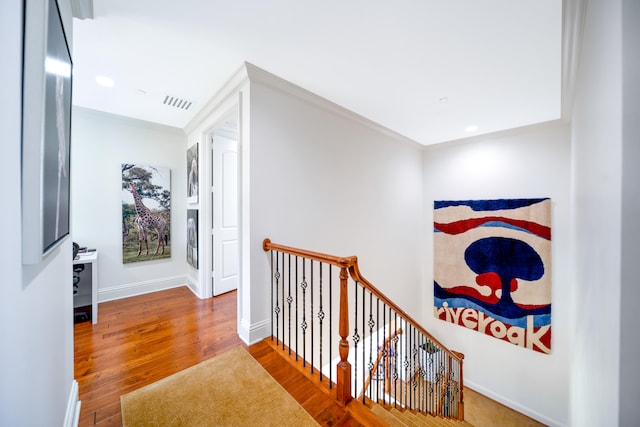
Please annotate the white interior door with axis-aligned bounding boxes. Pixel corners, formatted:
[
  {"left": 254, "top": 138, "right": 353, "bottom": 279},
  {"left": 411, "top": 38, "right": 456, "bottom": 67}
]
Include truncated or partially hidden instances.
[{"left": 211, "top": 135, "right": 239, "bottom": 296}]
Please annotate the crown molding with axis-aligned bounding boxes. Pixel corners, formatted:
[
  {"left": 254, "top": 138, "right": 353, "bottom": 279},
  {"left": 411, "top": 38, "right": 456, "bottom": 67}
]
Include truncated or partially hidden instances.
[{"left": 183, "top": 63, "right": 249, "bottom": 135}]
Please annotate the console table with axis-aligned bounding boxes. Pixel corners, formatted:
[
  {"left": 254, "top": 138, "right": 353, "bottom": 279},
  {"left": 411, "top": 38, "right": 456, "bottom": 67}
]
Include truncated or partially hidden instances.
[{"left": 73, "top": 251, "right": 98, "bottom": 324}]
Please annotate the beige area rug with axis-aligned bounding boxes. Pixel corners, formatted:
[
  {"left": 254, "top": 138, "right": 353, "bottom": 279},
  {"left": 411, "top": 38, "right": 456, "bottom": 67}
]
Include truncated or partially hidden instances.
[{"left": 121, "top": 346, "right": 319, "bottom": 427}]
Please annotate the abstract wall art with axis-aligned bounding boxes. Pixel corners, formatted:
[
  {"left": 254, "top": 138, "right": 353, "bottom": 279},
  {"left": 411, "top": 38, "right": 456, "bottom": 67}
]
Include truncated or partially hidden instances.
[{"left": 433, "top": 198, "right": 552, "bottom": 354}]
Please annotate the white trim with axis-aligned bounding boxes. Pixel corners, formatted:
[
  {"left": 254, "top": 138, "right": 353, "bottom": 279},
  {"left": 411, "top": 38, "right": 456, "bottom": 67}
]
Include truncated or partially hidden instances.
[
  {"left": 98, "top": 275, "right": 186, "bottom": 302},
  {"left": 465, "top": 379, "right": 563, "bottom": 427},
  {"left": 184, "top": 64, "right": 249, "bottom": 135},
  {"left": 184, "top": 275, "right": 202, "bottom": 299},
  {"left": 561, "top": 0, "right": 587, "bottom": 121},
  {"left": 63, "top": 380, "right": 81, "bottom": 427},
  {"left": 238, "top": 317, "right": 270, "bottom": 345}
]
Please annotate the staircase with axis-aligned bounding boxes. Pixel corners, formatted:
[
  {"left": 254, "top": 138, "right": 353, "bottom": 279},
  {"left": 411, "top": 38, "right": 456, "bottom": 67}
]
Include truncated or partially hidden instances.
[
  {"left": 371, "top": 403, "right": 473, "bottom": 426},
  {"left": 263, "top": 239, "right": 467, "bottom": 426}
]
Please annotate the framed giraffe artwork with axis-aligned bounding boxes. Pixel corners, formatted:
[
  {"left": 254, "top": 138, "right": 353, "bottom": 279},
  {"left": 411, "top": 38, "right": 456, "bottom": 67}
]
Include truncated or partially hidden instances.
[
  {"left": 21, "top": 0, "right": 73, "bottom": 264},
  {"left": 121, "top": 164, "right": 172, "bottom": 264},
  {"left": 187, "top": 143, "right": 199, "bottom": 204}
]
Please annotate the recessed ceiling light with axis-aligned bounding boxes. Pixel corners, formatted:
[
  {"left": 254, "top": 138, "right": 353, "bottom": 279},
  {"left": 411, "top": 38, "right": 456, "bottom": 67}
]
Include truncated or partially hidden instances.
[
  {"left": 465, "top": 125, "right": 478, "bottom": 132},
  {"left": 96, "top": 75, "right": 115, "bottom": 87}
]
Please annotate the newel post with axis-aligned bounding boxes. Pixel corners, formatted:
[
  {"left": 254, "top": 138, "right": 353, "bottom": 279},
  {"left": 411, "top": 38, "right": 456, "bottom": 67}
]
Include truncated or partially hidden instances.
[
  {"left": 455, "top": 351, "right": 465, "bottom": 420},
  {"left": 336, "top": 266, "right": 352, "bottom": 405}
]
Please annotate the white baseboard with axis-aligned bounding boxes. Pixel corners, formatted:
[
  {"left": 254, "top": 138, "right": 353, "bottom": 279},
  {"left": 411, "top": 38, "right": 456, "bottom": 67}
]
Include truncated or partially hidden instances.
[
  {"left": 184, "top": 279, "right": 202, "bottom": 299},
  {"left": 465, "top": 379, "right": 564, "bottom": 427},
  {"left": 98, "top": 275, "right": 186, "bottom": 302},
  {"left": 239, "top": 317, "right": 270, "bottom": 345},
  {"left": 63, "top": 380, "right": 81, "bottom": 427}
]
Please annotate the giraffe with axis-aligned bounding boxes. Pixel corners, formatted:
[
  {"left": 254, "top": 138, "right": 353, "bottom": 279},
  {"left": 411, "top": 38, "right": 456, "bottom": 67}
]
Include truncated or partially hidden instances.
[{"left": 128, "top": 183, "right": 167, "bottom": 256}]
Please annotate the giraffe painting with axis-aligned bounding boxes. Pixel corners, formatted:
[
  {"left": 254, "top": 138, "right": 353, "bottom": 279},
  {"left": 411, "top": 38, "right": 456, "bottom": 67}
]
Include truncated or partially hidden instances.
[
  {"left": 128, "top": 184, "right": 167, "bottom": 256},
  {"left": 121, "top": 164, "right": 171, "bottom": 263}
]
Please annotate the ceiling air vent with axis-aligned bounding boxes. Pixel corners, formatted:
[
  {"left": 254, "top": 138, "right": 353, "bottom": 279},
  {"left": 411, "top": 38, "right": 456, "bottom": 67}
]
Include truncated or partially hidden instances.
[{"left": 163, "top": 95, "right": 193, "bottom": 111}]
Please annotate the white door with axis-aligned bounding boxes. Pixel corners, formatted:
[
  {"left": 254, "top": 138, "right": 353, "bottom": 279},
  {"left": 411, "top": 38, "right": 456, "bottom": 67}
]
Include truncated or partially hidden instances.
[{"left": 211, "top": 135, "right": 239, "bottom": 296}]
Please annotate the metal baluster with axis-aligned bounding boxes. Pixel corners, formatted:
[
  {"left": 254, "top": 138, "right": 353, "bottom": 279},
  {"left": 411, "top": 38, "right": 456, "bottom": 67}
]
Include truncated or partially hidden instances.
[
  {"left": 387, "top": 307, "right": 396, "bottom": 404},
  {"left": 427, "top": 338, "right": 432, "bottom": 414},
  {"left": 435, "top": 339, "right": 440, "bottom": 414},
  {"left": 318, "top": 262, "right": 324, "bottom": 381},
  {"left": 287, "top": 254, "right": 292, "bottom": 355},
  {"left": 438, "top": 343, "right": 443, "bottom": 416},
  {"left": 403, "top": 314, "right": 407, "bottom": 408},
  {"left": 410, "top": 325, "right": 414, "bottom": 410},
  {"left": 367, "top": 290, "right": 374, "bottom": 402},
  {"left": 376, "top": 297, "right": 380, "bottom": 403},
  {"left": 392, "top": 310, "right": 398, "bottom": 408},
  {"left": 281, "top": 252, "right": 285, "bottom": 350},
  {"left": 274, "top": 251, "right": 280, "bottom": 344},
  {"left": 431, "top": 338, "right": 436, "bottom": 414},
  {"left": 329, "top": 265, "right": 332, "bottom": 389},
  {"left": 310, "top": 260, "right": 314, "bottom": 373},
  {"left": 301, "top": 259, "right": 307, "bottom": 367},
  {"left": 361, "top": 284, "right": 365, "bottom": 403},
  {"left": 419, "top": 333, "right": 425, "bottom": 414},
  {"left": 382, "top": 303, "right": 391, "bottom": 403},
  {"left": 416, "top": 330, "right": 420, "bottom": 412},
  {"left": 383, "top": 302, "right": 387, "bottom": 406},
  {"left": 352, "top": 281, "right": 359, "bottom": 401},
  {"left": 270, "top": 250, "right": 274, "bottom": 340},
  {"left": 295, "top": 256, "right": 299, "bottom": 361},
  {"left": 445, "top": 353, "right": 449, "bottom": 417}
]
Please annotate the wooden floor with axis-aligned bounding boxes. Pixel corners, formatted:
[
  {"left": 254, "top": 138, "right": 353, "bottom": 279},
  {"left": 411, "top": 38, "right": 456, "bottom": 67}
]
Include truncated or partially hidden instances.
[{"left": 74, "top": 286, "right": 360, "bottom": 426}]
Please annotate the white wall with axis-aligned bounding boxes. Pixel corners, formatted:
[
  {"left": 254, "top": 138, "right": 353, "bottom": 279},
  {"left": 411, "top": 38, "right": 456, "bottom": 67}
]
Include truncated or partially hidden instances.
[
  {"left": 422, "top": 122, "right": 571, "bottom": 426},
  {"left": 620, "top": 1, "right": 640, "bottom": 425},
  {"left": 0, "top": 0, "right": 76, "bottom": 425},
  {"left": 570, "top": 0, "right": 630, "bottom": 425},
  {"left": 71, "top": 107, "right": 188, "bottom": 302},
  {"left": 245, "top": 70, "right": 424, "bottom": 343}
]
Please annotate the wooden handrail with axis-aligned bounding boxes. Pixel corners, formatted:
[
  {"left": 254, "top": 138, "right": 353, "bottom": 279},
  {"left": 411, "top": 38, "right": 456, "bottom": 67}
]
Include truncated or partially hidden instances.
[{"left": 263, "top": 239, "right": 356, "bottom": 269}]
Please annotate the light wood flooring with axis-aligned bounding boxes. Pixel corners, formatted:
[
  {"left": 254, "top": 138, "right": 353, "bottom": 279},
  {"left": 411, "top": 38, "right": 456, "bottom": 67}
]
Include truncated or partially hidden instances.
[
  {"left": 74, "top": 286, "right": 358, "bottom": 426},
  {"left": 74, "top": 286, "right": 544, "bottom": 427}
]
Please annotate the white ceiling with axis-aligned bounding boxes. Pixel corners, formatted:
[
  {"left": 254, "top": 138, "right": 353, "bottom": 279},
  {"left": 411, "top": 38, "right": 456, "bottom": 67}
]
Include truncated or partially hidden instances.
[{"left": 71, "top": 0, "right": 562, "bottom": 146}]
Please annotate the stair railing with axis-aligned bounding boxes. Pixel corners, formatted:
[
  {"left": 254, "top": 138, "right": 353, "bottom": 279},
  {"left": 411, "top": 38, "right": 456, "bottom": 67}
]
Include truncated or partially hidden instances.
[
  {"left": 358, "top": 327, "right": 402, "bottom": 400},
  {"left": 263, "top": 238, "right": 465, "bottom": 420}
]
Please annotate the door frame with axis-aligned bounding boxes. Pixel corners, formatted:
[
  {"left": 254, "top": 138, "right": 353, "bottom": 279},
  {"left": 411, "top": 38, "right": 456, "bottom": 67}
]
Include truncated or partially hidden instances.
[{"left": 201, "top": 103, "right": 241, "bottom": 300}]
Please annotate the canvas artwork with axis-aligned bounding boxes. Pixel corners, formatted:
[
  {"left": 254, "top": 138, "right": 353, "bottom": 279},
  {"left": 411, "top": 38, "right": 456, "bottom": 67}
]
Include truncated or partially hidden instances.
[
  {"left": 122, "top": 164, "right": 172, "bottom": 264},
  {"left": 187, "top": 143, "right": 198, "bottom": 204},
  {"left": 433, "top": 198, "right": 552, "bottom": 354},
  {"left": 187, "top": 209, "right": 198, "bottom": 269},
  {"left": 21, "top": 0, "right": 73, "bottom": 263}
]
